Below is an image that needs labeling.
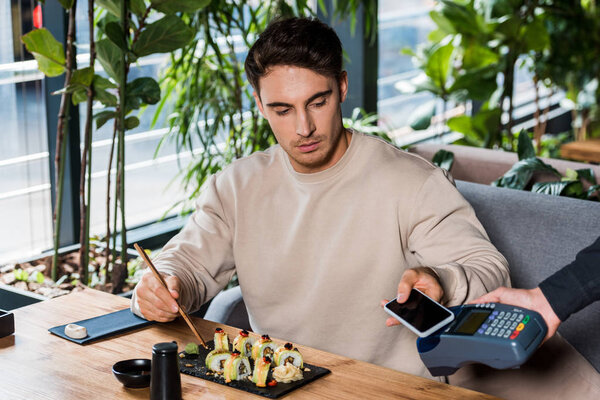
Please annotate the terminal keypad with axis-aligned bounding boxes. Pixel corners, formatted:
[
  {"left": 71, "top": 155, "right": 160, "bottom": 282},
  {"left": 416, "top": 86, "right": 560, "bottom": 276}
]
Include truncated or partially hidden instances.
[{"left": 474, "top": 303, "right": 530, "bottom": 340}]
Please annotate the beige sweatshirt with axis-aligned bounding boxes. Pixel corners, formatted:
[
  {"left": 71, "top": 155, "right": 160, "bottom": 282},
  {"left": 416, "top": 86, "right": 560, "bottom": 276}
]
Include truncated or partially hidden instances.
[{"left": 132, "top": 131, "right": 509, "bottom": 378}]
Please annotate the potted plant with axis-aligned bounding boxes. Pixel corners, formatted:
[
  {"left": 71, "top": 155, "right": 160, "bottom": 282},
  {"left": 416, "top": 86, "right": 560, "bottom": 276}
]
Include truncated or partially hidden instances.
[
  {"left": 1, "top": 0, "right": 206, "bottom": 304},
  {"left": 397, "top": 0, "right": 600, "bottom": 155}
]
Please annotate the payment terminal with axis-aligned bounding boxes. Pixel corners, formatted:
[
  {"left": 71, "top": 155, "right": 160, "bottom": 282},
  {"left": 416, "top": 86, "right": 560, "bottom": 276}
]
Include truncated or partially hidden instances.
[{"left": 417, "top": 303, "right": 547, "bottom": 376}]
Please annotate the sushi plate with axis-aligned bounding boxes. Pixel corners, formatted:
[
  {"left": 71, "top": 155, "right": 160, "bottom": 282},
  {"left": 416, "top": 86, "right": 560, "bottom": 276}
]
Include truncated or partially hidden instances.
[{"left": 179, "top": 341, "right": 331, "bottom": 398}]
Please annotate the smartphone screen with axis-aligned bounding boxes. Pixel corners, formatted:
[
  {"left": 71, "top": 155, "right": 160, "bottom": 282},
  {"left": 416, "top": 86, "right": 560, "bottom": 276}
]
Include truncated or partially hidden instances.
[{"left": 384, "top": 289, "right": 454, "bottom": 337}]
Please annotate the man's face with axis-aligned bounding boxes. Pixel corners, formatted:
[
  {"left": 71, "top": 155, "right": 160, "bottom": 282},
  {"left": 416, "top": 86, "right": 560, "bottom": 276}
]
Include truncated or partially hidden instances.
[{"left": 254, "top": 66, "right": 349, "bottom": 174}]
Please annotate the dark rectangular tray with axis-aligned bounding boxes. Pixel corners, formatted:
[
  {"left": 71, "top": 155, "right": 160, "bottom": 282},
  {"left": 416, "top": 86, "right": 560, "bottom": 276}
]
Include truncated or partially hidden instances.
[
  {"left": 179, "top": 341, "right": 330, "bottom": 398},
  {"left": 48, "top": 308, "right": 155, "bottom": 344}
]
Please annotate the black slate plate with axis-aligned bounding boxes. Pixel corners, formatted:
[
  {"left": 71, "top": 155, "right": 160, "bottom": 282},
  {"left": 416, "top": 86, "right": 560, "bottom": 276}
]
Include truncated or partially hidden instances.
[
  {"left": 179, "top": 341, "right": 330, "bottom": 398},
  {"left": 48, "top": 308, "right": 155, "bottom": 344}
]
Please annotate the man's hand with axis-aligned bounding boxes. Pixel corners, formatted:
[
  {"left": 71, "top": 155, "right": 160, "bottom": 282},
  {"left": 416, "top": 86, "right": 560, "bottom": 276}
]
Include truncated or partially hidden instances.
[
  {"left": 135, "top": 272, "right": 181, "bottom": 322},
  {"left": 381, "top": 267, "right": 444, "bottom": 327},
  {"left": 470, "top": 287, "right": 561, "bottom": 341}
]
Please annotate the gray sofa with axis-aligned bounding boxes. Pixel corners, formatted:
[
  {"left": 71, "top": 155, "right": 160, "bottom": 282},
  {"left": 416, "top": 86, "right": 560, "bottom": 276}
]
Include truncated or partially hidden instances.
[{"left": 203, "top": 180, "right": 600, "bottom": 373}]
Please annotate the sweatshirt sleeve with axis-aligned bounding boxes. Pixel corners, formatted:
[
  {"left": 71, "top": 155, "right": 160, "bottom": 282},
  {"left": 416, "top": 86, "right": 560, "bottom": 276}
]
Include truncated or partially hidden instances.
[
  {"left": 538, "top": 236, "right": 600, "bottom": 321},
  {"left": 406, "top": 169, "right": 510, "bottom": 306},
  {"left": 131, "top": 174, "right": 236, "bottom": 318}
]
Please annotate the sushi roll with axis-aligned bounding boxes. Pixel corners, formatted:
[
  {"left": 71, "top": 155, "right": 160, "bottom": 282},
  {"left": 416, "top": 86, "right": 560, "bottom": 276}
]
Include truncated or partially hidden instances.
[
  {"left": 232, "top": 329, "right": 255, "bottom": 357},
  {"left": 214, "top": 327, "right": 229, "bottom": 351},
  {"left": 251, "top": 356, "right": 272, "bottom": 387},
  {"left": 251, "top": 334, "right": 278, "bottom": 361},
  {"left": 205, "top": 349, "right": 231, "bottom": 373},
  {"left": 274, "top": 342, "right": 304, "bottom": 368},
  {"left": 223, "top": 350, "right": 251, "bottom": 383}
]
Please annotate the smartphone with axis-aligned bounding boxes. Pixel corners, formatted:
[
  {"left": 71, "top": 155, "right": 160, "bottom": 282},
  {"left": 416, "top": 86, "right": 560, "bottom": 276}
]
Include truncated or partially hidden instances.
[{"left": 384, "top": 288, "right": 455, "bottom": 337}]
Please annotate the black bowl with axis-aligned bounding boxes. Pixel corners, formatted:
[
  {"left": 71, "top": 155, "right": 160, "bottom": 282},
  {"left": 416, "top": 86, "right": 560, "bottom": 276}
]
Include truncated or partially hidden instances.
[{"left": 112, "top": 358, "right": 151, "bottom": 388}]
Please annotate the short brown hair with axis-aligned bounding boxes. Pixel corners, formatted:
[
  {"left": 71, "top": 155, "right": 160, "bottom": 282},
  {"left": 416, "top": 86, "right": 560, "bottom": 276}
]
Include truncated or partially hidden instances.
[{"left": 244, "top": 17, "right": 343, "bottom": 92}]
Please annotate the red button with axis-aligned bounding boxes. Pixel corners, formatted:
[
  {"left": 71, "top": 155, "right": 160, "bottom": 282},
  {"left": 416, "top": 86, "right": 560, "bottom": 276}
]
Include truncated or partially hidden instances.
[{"left": 510, "top": 330, "right": 520, "bottom": 339}]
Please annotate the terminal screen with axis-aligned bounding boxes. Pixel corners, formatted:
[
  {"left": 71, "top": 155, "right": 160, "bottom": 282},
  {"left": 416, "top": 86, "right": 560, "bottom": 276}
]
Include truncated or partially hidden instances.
[{"left": 453, "top": 310, "right": 491, "bottom": 335}]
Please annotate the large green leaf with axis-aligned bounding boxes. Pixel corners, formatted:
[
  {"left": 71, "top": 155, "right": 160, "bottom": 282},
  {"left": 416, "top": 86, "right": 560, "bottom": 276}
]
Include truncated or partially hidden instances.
[
  {"left": 95, "top": 110, "right": 117, "bottom": 129},
  {"left": 576, "top": 168, "right": 597, "bottom": 184},
  {"left": 424, "top": 41, "right": 454, "bottom": 93},
  {"left": 517, "top": 131, "right": 536, "bottom": 160},
  {"left": 96, "top": 39, "right": 123, "bottom": 84},
  {"left": 495, "top": 15, "right": 520, "bottom": 40},
  {"left": 562, "top": 181, "right": 586, "bottom": 199},
  {"left": 150, "top": 0, "right": 211, "bottom": 14},
  {"left": 130, "top": 0, "right": 147, "bottom": 17},
  {"left": 105, "top": 22, "right": 128, "bottom": 52},
  {"left": 432, "top": 149, "right": 454, "bottom": 171},
  {"left": 429, "top": 10, "right": 455, "bottom": 34},
  {"left": 462, "top": 42, "right": 499, "bottom": 70},
  {"left": 52, "top": 67, "right": 94, "bottom": 96},
  {"left": 94, "top": 74, "right": 117, "bottom": 90},
  {"left": 440, "top": 0, "right": 483, "bottom": 36},
  {"left": 94, "top": 87, "right": 118, "bottom": 107},
  {"left": 450, "top": 67, "right": 498, "bottom": 101},
  {"left": 479, "top": 0, "right": 514, "bottom": 19},
  {"left": 447, "top": 115, "right": 473, "bottom": 136},
  {"left": 125, "top": 116, "right": 140, "bottom": 130},
  {"left": 408, "top": 99, "right": 436, "bottom": 130},
  {"left": 71, "top": 88, "right": 88, "bottom": 105},
  {"left": 93, "top": 74, "right": 118, "bottom": 106},
  {"left": 54, "top": 67, "right": 94, "bottom": 105},
  {"left": 127, "top": 77, "right": 160, "bottom": 105},
  {"left": 494, "top": 158, "right": 561, "bottom": 190},
  {"left": 21, "top": 28, "right": 65, "bottom": 77},
  {"left": 473, "top": 108, "right": 502, "bottom": 147},
  {"left": 96, "top": 0, "right": 121, "bottom": 18},
  {"left": 448, "top": 108, "right": 501, "bottom": 147},
  {"left": 532, "top": 181, "right": 572, "bottom": 196},
  {"left": 132, "top": 15, "right": 194, "bottom": 57},
  {"left": 71, "top": 67, "right": 94, "bottom": 86},
  {"left": 522, "top": 18, "right": 549, "bottom": 52}
]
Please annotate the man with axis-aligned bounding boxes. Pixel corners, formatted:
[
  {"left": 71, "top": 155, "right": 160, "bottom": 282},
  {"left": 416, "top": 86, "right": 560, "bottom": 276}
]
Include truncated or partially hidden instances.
[{"left": 131, "top": 17, "right": 509, "bottom": 379}]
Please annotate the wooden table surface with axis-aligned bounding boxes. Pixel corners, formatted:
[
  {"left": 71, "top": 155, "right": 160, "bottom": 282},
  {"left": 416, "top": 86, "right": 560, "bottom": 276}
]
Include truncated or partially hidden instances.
[
  {"left": 560, "top": 138, "right": 600, "bottom": 163},
  {"left": 0, "top": 289, "right": 498, "bottom": 399}
]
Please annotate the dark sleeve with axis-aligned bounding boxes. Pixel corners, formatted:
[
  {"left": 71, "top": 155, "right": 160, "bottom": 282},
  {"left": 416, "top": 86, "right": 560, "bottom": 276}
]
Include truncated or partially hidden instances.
[{"left": 538, "top": 236, "right": 600, "bottom": 321}]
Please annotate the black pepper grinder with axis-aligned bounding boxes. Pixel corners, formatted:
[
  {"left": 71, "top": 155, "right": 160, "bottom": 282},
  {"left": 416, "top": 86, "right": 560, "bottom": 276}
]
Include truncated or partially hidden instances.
[{"left": 150, "top": 341, "right": 182, "bottom": 400}]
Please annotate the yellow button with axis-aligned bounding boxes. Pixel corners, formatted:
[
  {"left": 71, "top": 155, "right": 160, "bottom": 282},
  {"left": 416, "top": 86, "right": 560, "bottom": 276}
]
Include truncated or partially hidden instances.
[{"left": 516, "top": 323, "right": 525, "bottom": 332}]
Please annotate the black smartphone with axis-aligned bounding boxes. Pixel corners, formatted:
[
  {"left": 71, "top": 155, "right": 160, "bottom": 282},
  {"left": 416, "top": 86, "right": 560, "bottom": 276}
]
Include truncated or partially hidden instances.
[{"left": 384, "top": 288, "right": 455, "bottom": 337}]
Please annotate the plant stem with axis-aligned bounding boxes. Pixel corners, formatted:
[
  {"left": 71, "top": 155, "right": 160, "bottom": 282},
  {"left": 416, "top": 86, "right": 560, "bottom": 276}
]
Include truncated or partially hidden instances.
[
  {"left": 106, "top": 119, "right": 117, "bottom": 270},
  {"left": 119, "top": 0, "right": 129, "bottom": 260},
  {"left": 52, "top": 2, "right": 77, "bottom": 281},
  {"left": 79, "top": 0, "right": 96, "bottom": 285},
  {"left": 502, "top": 52, "right": 517, "bottom": 148}
]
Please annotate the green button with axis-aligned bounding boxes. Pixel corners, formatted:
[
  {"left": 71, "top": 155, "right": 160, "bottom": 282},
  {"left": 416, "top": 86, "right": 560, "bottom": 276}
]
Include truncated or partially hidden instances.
[{"left": 523, "top": 315, "right": 530, "bottom": 324}]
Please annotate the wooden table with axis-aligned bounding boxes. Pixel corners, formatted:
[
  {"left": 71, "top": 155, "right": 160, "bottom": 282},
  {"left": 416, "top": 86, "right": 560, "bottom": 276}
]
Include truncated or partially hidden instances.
[
  {"left": 560, "top": 138, "right": 600, "bottom": 163},
  {"left": 0, "top": 289, "right": 498, "bottom": 399}
]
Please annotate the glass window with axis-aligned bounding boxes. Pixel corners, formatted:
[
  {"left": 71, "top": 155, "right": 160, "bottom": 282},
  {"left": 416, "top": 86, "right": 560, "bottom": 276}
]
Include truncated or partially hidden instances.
[
  {"left": 0, "top": 1, "right": 53, "bottom": 263},
  {"left": 378, "top": 0, "right": 436, "bottom": 136}
]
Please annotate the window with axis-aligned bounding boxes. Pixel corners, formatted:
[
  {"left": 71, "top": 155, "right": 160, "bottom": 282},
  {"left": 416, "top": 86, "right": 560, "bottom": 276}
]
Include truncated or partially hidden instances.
[
  {"left": 377, "top": 0, "right": 436, "bottom": 142},
  {"left": 0, "top": 1, "right": 53, "bottom": 263}
]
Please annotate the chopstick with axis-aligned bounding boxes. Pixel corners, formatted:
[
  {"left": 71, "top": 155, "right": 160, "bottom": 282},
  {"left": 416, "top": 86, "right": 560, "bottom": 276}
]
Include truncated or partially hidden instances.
[{"left": 133, "top": 243, "right": 208, "bottom": 349}]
